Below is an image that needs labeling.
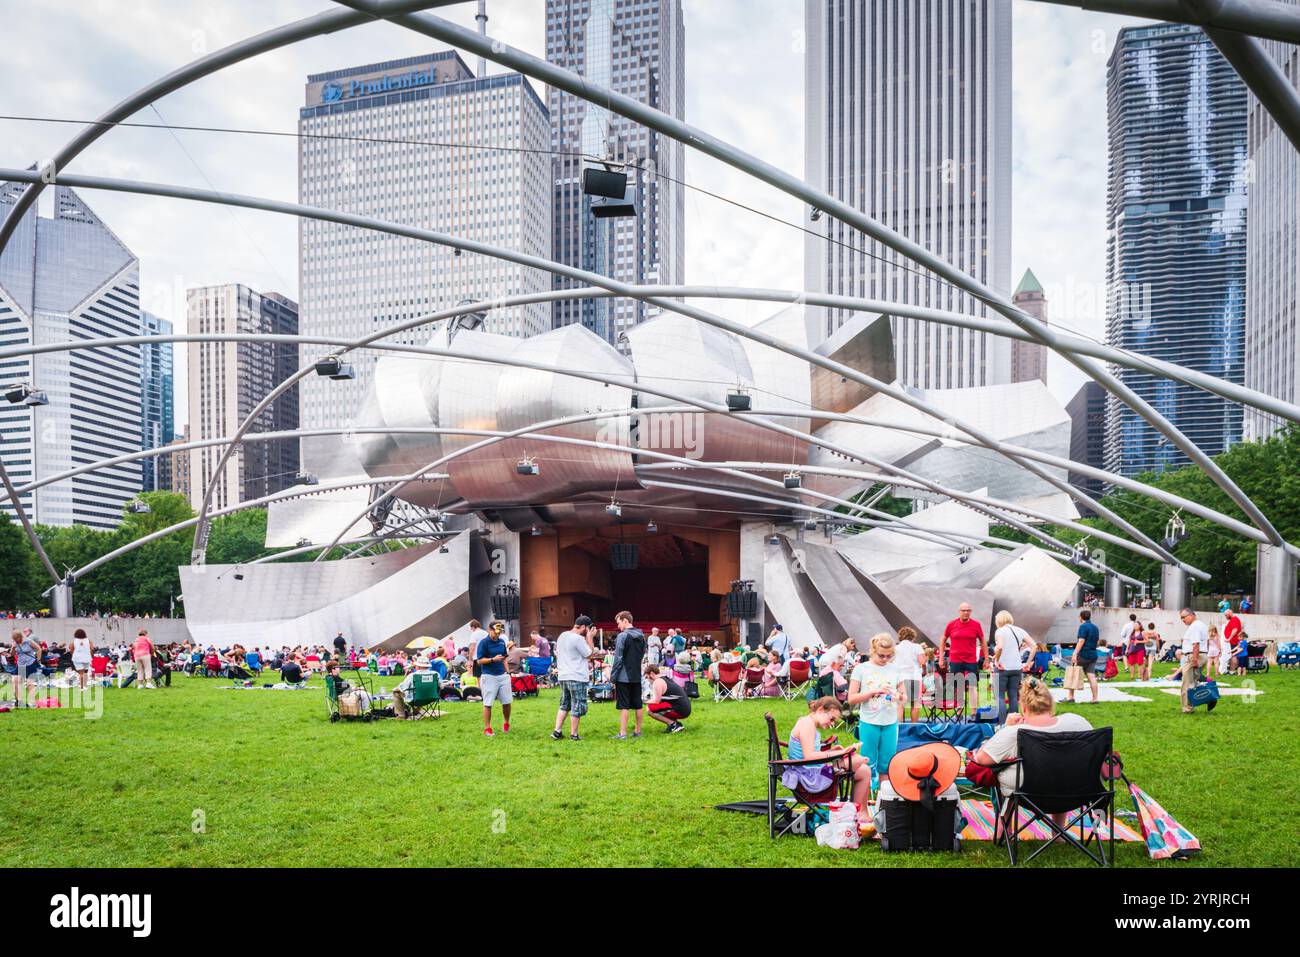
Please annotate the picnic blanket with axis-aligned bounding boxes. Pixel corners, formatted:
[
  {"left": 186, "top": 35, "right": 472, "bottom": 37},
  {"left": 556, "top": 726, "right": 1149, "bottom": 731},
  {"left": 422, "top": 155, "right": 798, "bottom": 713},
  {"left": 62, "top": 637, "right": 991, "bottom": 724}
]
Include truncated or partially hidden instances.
[{"left": 957, "top": 798, "right": 1143, "bottom": 843}]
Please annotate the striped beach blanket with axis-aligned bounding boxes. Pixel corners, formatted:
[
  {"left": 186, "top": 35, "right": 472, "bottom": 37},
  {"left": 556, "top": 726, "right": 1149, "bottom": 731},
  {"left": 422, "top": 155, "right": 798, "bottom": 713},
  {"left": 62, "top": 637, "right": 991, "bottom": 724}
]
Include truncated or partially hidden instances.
[{"left": 958, "top": 798, "right": 1143, "bottom": 843}]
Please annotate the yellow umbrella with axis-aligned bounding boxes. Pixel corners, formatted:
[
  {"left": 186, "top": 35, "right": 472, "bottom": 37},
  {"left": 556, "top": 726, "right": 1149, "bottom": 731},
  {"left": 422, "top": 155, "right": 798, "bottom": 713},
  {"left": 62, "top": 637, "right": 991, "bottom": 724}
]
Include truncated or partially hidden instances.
[{"left": 406, "top": 635, "right": 436, "bottom": 649}]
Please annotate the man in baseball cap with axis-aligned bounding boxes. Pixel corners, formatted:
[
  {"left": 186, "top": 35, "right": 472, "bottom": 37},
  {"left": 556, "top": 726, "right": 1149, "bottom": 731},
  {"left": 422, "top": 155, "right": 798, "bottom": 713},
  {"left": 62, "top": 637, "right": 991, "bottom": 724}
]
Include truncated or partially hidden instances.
[{"left": 552, "top": 615, "right": 600, "bottom": 741}]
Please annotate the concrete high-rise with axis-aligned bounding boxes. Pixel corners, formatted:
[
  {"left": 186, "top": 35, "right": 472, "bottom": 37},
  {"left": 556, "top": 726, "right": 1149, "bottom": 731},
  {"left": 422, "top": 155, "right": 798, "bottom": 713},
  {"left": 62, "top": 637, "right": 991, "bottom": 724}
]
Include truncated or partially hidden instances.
[
  {"left": 1104, "top": 24, "right": 1248, "bottom": 477},
  {"left": 186, "top": 285, "right": 299, "bottom": 510},
  {"left": 1243, "top": 12, "right": 1300, "bottom": 441},
  {"left": 804, "top": 0, "right": 1013, "bottom": 388},
  {"left": 298, "top": 51, "right": 552, "bottom": 452},
  {"left": 140, "top": 311, "right": 174, "bottom": 493},
  {"left": 547, "top": 0, "right": 685, "bottom": 345},
  {"left": 0, "top": 182, "right": 142, "bottom": 529},
  {"left": 1010, "top": 268, "right": 1047, "bottom": 384},
  {"left": 1066, "top": 380, "right": 1106, "bottom": 506}
]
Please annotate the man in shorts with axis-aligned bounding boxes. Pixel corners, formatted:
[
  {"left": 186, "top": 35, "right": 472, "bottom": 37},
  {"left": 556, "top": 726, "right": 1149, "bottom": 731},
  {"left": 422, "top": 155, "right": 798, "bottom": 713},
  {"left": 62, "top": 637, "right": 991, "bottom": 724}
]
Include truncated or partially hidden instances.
[
  {"left": 552, "top": 615, "right": 598, "bottom": 741},
  {"left": 610, "top": 611, "right": 646, "bottom": 739},
  {"left": 939, "top": 602, "right": 987, "bottom": 719},
  {"left": 475, "top": 622, "right": 512, "bottom": 736},
  {"left": 644, "top": 663, "right": 691, "bottom": 733}
]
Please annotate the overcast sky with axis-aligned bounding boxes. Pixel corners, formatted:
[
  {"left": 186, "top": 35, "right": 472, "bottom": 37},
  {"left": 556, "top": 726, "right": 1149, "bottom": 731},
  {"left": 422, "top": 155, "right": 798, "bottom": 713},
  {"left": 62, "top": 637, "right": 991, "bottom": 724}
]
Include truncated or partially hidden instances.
[{"left": 0, "top": 0, "right": 1144, "bottom": 427}]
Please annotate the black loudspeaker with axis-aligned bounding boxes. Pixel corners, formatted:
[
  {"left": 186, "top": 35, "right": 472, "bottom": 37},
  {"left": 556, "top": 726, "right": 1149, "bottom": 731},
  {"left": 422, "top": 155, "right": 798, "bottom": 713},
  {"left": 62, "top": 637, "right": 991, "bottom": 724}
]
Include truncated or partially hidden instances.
[
  {"left": 726, "top": 587, "right": 758, "bottom": 620},
  {"left": 746, "top": 621, "right": 763, "bottom": 650},
  {"left": 582, "top": 166, "right": 628, "bottom": 199},
  {"left": 491, "top": 593, "right": 520, "bottom": 620},
  {"left": 491, "top": 582, "right": 520, "bottom": 620},
  {"left": 590, "top": 188, "right": 637, "bottom": 218},
  {"left": 609, "top": 543, "right": 639, "bottom": 570}
]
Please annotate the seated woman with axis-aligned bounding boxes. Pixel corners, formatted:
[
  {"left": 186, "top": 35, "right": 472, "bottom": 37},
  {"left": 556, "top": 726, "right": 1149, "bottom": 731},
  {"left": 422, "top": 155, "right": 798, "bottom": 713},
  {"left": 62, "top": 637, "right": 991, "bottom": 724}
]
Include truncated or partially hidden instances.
[
  {"left": 972, "top": 677, "right": 1093, "bottom": 833},
  {"left": 784, "top": 696, "right": 872, "bottom": 807},
  {"left": 757, "top": 656, "right": 783, "bottom": 697}
]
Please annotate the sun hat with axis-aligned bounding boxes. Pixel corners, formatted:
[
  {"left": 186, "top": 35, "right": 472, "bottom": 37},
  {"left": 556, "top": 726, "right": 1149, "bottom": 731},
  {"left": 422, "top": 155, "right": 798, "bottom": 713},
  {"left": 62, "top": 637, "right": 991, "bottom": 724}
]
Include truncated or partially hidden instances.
[{"left": 886, "top": 743, "right": 961, "bottom": 809}]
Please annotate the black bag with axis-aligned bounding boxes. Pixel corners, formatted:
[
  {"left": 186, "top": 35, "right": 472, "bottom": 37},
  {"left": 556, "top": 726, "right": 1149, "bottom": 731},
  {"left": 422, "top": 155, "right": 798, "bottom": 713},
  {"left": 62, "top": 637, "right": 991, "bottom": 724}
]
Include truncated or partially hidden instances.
[{"left": 684, "top": 680, "right": 699, "bottom": 699}]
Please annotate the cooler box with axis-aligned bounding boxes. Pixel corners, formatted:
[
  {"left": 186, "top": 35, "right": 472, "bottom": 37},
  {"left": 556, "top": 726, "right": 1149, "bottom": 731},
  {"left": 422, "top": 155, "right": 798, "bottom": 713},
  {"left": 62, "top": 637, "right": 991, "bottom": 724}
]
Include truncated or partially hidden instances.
[{"left": 875, "top": 780, "right": 961, "bottom": 852}]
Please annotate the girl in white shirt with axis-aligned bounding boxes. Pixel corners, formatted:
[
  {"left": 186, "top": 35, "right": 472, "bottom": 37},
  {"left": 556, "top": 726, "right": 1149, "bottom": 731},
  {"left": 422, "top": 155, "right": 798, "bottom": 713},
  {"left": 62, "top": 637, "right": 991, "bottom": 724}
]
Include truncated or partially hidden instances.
[{"left": 847, "top": 633, "right": 903, "bottom": 791}]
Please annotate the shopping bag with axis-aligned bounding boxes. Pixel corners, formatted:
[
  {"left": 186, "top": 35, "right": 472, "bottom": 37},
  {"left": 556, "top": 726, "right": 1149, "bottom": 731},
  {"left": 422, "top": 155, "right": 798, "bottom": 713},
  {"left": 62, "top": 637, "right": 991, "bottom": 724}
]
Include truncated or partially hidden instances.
[
  {"left": 1063, "top": 664, "right": 1084, "bottom": 691},
  {"left": 814, "top": 802, "right": 861, "bottom": 849}
]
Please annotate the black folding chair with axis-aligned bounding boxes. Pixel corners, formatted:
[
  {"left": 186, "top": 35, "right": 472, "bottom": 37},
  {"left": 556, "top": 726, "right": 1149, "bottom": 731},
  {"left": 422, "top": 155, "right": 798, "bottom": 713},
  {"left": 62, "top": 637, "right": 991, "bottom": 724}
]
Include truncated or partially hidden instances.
[
  {"left": 996, "top": 727, "right": 1116, "bottom": 867},
  {"left": 764, "top": 713, "right": 852, "bottom": 839}
]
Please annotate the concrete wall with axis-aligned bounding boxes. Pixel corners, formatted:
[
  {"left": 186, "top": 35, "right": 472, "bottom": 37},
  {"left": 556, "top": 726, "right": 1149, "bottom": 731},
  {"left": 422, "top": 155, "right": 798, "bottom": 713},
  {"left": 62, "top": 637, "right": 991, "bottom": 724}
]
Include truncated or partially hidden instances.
[
  {"left": 15, "top": 618, "right": 192, "bottom": 646},
  {"left": 1045, "top": 607, "right": 1300, "bottom": 645}
]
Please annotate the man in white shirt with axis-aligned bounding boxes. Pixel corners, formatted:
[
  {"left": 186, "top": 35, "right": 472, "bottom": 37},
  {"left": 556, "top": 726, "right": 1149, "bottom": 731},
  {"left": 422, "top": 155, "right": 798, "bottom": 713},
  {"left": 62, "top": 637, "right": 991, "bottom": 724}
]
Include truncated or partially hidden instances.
[
  {"left": 1177, "top": 607, "right": 1209, "bottom": 714},
  {"left": 552, "top": 615, "right": 599, "bottom": 741},
  {"left": 646, "top": 627, "right": 663, "bottom": 666}
]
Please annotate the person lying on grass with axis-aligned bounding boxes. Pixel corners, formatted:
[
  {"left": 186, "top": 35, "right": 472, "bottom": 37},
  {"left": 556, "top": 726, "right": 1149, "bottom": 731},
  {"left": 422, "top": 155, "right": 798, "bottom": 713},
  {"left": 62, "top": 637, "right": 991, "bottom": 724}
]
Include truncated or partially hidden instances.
[{"left": 784, "top": 696, "right": 872, "bottom": 807}]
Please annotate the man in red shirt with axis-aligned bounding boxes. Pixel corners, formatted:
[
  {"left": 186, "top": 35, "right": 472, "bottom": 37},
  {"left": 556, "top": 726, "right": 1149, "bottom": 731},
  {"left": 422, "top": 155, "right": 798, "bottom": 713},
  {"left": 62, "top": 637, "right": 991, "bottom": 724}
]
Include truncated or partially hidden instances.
[
  {"left": 940, "top": 602, "right": 987, "bottom": 719},
  {"left": 1223, "top": 611, "right": 1243, "bottom": 649}
]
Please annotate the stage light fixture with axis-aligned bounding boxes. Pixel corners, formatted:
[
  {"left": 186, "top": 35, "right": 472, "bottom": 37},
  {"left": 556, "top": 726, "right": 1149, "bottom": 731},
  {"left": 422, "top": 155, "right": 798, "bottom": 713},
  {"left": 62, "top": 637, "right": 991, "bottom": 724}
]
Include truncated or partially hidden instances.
[
  {"left": 4, "top": 383, "right": 48, "bottom": 406},
  {"left": 314, "top": 356, "right": 355, "bottom": 380},
  {"left": 726, "top": 387, "right": 751, "bottom": 411},
  {"left": 783, "top": 470, "right": 802, "bottom": 489},
  {"left": 516, "top": 455, "right": 540, "bottom": 476}
]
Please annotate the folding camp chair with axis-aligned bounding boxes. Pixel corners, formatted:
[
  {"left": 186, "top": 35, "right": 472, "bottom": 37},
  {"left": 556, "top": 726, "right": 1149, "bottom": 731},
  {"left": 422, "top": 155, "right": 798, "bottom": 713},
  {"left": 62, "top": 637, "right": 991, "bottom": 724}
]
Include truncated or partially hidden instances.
[
  {"left": 713, "top": 661, "right": 745, "bottom": 702},
  {"left": 404, "top": 672, "right": 443, "bottom": 720},
  {"left": 782, "top": 658, "right": 813, "bottom": 700},
  {"left": 764, "top": 712, "right": 853, "bottom": 839},
  {"left": 742, "top": 666, "right": 765, "bottom": 699},
  {"left": 524, "top": 656, "right": 554, "bottom": 687},
  {"left": 924, "top": 667, "right": 964, "bottom": 721},
  {"left": 995, "top": 727, "right": 1116, "bottom": 867}
]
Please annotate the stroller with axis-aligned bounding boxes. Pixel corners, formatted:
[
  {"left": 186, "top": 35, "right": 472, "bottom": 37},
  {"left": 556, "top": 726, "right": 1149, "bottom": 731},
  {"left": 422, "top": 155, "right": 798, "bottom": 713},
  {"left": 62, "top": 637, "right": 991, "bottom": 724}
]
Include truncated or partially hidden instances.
[
  {"left": 324, "top": 670, "right": 390, "bottom": 722},
  {"left": 1244, "top": 640, "right": 1270, "bottom": 674}
]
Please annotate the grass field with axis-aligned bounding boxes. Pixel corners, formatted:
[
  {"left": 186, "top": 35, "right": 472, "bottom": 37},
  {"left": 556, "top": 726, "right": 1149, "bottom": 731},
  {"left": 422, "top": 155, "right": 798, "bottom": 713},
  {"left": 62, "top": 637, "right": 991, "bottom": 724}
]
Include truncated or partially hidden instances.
[{"left": 1, "top": 661, "right": 1296, "bottom": 867}]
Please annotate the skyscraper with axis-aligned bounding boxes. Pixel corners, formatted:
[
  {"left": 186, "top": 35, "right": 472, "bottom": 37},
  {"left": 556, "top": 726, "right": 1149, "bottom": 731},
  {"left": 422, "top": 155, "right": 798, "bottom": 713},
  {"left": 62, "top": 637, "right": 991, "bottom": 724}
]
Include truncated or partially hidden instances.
[
  {"left": 0, "top": 182, "right": 142, "bottom": 529},
  {"left": 1066, "top": 380, "right": 1106, "bottom": 506},
  {"left": 168, "top": 425, "right": 191, "bottom": 501},
  {"left": 547, "top": 0, "right": 685, "bottom": 345},
  {"left": 1010, "top": 268, "right": 1048, "bottom": 384},
  {"left": 140, "top": 311, "right": 174, "bottom": 493},
  {"left": 186, "top": 285, "right": 300, "bottom": 510},
  {"left": 1104, "top": 24, "right": 1248, "bottom": 477},
  {"left": 804, "top": 0, "right": 1013, "bottom": 389},
  {"left": 298, "top": 51, "right": 551, "bottom": 450},
  {"left": 1243, "top": 17, "right": 1300, "bottom": 441}
]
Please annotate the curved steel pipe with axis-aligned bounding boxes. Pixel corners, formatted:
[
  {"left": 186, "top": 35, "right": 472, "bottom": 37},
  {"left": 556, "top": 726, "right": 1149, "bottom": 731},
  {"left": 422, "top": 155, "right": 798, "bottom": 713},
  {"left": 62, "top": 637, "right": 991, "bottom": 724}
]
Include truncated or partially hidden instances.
[
  {"left": 0, "top": 169, "right": 1185, "bottom": 568},
  {"left": 2, "top": 323, "right": 1223, "bottom": 574}
]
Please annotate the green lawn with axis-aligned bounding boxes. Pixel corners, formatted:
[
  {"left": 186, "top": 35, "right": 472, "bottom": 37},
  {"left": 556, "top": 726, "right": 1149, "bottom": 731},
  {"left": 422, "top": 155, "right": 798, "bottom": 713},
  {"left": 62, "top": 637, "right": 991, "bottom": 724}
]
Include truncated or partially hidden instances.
[{"left": 2, "top": 662, "right": 1296, "bottom": 867}]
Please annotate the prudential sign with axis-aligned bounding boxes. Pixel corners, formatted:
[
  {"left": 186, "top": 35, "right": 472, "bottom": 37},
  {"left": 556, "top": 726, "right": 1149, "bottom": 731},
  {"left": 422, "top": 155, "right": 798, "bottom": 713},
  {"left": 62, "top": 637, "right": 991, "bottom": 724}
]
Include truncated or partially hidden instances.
[{"left": 319, "top": 66, "right": 440, "bottom": 104}]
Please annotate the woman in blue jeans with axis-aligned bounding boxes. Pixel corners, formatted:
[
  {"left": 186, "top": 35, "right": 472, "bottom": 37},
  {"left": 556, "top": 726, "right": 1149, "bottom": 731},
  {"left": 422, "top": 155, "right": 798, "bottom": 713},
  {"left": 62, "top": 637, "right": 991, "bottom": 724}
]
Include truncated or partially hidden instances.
[{"left": 992, "top": 610, "right": 1033, "bottom": 724}]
